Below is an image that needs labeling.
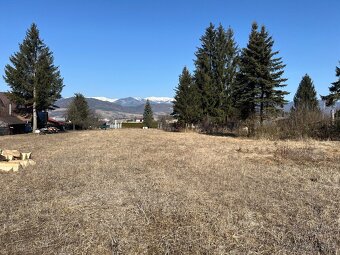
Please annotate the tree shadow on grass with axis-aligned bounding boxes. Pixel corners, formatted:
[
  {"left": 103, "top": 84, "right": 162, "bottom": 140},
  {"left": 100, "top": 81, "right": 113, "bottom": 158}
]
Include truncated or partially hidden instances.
[{"left": 203, "top": 131, "right": 239, "bottom": 138}]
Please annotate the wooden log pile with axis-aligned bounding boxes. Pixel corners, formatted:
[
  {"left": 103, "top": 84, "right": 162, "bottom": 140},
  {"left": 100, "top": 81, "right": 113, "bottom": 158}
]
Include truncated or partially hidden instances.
[{"left": 0, "top": 149, "right": 35, "bottom": 172}]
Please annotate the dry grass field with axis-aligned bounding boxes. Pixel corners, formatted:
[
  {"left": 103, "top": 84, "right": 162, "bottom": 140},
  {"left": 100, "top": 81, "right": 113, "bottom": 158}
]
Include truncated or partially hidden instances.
[{"left": 0, "top": 129, "right": 339, "bottom": 254}]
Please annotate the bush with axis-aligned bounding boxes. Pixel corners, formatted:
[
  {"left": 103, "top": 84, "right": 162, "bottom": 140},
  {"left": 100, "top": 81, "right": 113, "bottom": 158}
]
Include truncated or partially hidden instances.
[
  {"left": 253, "top": 115, "right": 340, "bottom": 140},
  {"left": 311, "top": 119, "right": 340, "bottom": 140},
  {"left": 122, "top": 121, "right": 158, "bottom": 129},
  {"left": 122, "top": 122, "right": 144, "bottom": 129}
]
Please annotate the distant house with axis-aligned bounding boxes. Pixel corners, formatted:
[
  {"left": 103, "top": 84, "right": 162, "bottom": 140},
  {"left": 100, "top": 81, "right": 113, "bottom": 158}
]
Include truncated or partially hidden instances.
[
  {"left": 0, "top": 92, "right": 31, "bottom": 135},
  {"left": 47, "top": 117, "right": 66, "bottom": 131}
]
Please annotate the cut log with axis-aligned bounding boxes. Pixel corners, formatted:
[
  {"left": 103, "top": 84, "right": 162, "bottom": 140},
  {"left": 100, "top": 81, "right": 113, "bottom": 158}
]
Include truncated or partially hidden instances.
[
  {"left": 16, "top": 160, "right": 30, "bottom": 168},
  {"left": 5, "top": 155, "right": 14, "bottom": 161},
  {"left": 21, "top": 152, "right": 32, "bottom": 160},
  {"left": 0, "top": 162, "right": 22, "bottom": 172},
  {"left": 0, "top": 165, "right": 13, "bottom": 172},
  {"left": 2, "top": 150, "right": 21, "bottom": 159}
]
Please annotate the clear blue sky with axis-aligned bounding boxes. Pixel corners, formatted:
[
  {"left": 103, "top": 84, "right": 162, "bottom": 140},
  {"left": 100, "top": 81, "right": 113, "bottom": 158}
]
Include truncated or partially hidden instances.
[{"left": 0, "top": 0, "right": 339, "bottom": 100}]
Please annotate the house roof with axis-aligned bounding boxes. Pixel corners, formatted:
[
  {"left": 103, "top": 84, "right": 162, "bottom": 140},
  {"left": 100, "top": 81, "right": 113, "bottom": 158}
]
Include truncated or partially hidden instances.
[
  {"left": 0, "top": 116, "right": 26, "bottom": 125},
  {"left": 48, "top": 117, "right": 65, "bottom": 125},
  {"left": 0, "top": 92, "right": 30, "bottom": 123}
]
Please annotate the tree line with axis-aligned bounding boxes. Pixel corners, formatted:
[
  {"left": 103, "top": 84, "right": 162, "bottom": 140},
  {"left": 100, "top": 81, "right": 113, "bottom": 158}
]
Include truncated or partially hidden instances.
[
  {"left": 173, "top": 22, "right": 340, "bottom": 137},
  {"left": 2, "top": 23, "right": 339, "bottom": 136}
]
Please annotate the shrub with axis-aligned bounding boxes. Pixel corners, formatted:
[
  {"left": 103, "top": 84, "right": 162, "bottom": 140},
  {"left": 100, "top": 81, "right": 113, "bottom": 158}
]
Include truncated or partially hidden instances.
[{"left": 122, "top": 122, "right": 144, "bottom": 129}]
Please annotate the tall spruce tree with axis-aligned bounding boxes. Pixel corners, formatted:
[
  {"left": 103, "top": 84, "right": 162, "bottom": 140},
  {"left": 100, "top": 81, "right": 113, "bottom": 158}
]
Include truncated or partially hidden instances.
[
  {"left": 143, "top": 99, "right": 154, "bottom": 128},
  {"left": 3, "top": 23, "right": 64, "bottom": 132},
  {"left": 173, "top": 67, "right": 202, "bottom": 126},
  {"left": 194, "top": 23, "right": 239, "bottom": 127},
  {"left": 322, "top": 62, "right": 340, "bottom": 106},
  {"left": 213, "top": 25, "right": 239, "bottom": 124},
  {"left": 291, "top": 75, "right": 321, "bottom": 136},
  {"left": 221, "top": 27, "right": 239, "bottom": 121},
  {"left": 232, "top": 23, "right": 259, "bottom": 121},
  {"left": 194, "top": 23, "right": 216, "bottom": 125},
  {"left": 67, "top": 93, "right": 90, "bottom": 130},
  {"left": 213, "top": 24, "right": 229, "bottom": 124},
  {"left": 186, "top": 83, "right": 202, "bottom": 124},
  {"left": 292, "top": 74, "right": 319, "bottom": 112},
  {"left": 173, "top": 67, "right": 193, "bottom": 125},
  {"left": 233, "top": 22, "right": 288, "bottom": 128}
]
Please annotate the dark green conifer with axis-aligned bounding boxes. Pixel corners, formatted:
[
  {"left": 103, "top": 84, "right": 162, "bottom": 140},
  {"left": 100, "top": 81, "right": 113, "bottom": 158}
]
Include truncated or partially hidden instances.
[
  {"left": 233, "top": 23, "right": 260, "bottom": 121},
  {"left": 173, "top": 67, "right": 202, "bottom": 126},
  {"left": 3, "top": 23, "right": 64, "bottom": 132},
  {"left": 290, "top": 75, "right": 321, "bottom": 136},
  {"left": 67, "top": 93, "right": 90, "bottom": 130},
  {"left": 193, "top": 23, "right": 239, "bottom": 128},
  {"left": 221, "top": 27, "right": 239, "bottom": 122},
  {"left": 322, "top": 62, "right": 340, "bottom": 106},
  {"left": 143, "top": 99, "right": 154, "bottom": 128},
  {"left": 186, "top": 83, "right": 202, "bottom": 124},
  {"left": 173, "top": 67, "right": 193, "bottom": 125},
  {"left": 194, "top": 23, "right": 216, "bottom": 125},
  {"left": 292, "top": 74, "right": 319, "bottom": 112},
  {"left": 233, "top": 22, "right": 288, "bottom": 127},
  {"left": 213, "top": 24, "right": 229, "bottom": 124}
]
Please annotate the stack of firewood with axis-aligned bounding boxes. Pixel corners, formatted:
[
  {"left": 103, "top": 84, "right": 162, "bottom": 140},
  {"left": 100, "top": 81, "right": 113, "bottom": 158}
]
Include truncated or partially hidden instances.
[{"left": 0, "top": 149, "right": 35, "bottom": 172}]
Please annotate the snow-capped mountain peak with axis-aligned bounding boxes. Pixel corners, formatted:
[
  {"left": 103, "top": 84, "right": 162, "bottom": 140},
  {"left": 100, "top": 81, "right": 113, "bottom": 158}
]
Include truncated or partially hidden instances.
[
  {"left": 90, "top": 97, "right": 118, "bottom": 103},
  {"left": 144, "top": 97, "right": 174, "bottom": 103},
  {"left": 88, "top": 96, "right": 174, "bottom": 107}
]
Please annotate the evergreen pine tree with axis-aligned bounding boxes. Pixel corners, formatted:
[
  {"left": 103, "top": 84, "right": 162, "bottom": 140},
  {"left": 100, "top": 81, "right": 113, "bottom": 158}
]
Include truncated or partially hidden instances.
[
  {"left": 173, "top": 67, "right": 202, "bottom": 126},
  {"left": 194, "top": 23, "right": 216, "bottom": 125},
  {"left": 222, "top": 27, "right": 239, "bottom": 122},
  {"left": 233, "top": 23, "right": 260, "bottom": 122},
  {"left": 143, "top": 100, "right": 154, "bottom": 128},
  {"left": 292, "top": 74, "right": 319, "bottom": 112},
  {"left": 322, "top": 62, "right": 340, "bottom": 106},
  {"left": 290, "top": 75, "right": 321, "bottom": 136},
  {"left": 213, "top": 24, "right": 229, "bottom": 124},
  {"left": 173, "top": 67, "right": 193, "bottom": 125},
  {"left": 233, "top": 22, "right": 288, "bottom": 129},
  {"left": 193, "top": 23, "right": 239, "bottom": 128},
  {"left": 67, "top": 93, "right": 90, "bottom": 130},
  {"left": 186, "top": 83, "right": 202, "bottom": 125},
  {"left": 3, "top": 23, "right": 64, "bottom": 132}
]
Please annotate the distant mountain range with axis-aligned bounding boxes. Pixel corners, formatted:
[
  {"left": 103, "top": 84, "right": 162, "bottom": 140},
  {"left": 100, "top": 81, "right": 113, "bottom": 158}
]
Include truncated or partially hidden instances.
[
  {"left": 283, "top": 100, "right": 340, "bottom": 113},
  {"left": 50, "top": 96, "right": 340, "bottom": 121},
  {"left": 50, "top": 96, "right": 174, "bottom": 120},
  {"left": 90, "top": 96, "right": 174, "bottom": 105}
]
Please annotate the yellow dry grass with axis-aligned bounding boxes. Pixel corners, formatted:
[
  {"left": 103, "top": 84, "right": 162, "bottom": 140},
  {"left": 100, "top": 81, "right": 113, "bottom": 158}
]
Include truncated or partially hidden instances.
[{"left": 0, "top": 129, "right": 339, "bottom": 254}]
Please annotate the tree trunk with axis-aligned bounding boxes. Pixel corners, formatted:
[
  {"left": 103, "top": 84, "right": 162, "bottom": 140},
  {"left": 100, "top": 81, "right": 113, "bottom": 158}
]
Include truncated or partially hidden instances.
[
  {"left": 331, "top": 109, "right": 335, "bottom": 124},
  {"left": 32, "top": 86, "right": 37, "bottom": 133}
]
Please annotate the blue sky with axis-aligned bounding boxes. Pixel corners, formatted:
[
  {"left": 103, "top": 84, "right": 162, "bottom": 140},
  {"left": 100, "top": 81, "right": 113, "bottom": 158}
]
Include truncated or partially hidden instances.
[{"left": 0, "top": 0, "right": 339, "bottom": 100}]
